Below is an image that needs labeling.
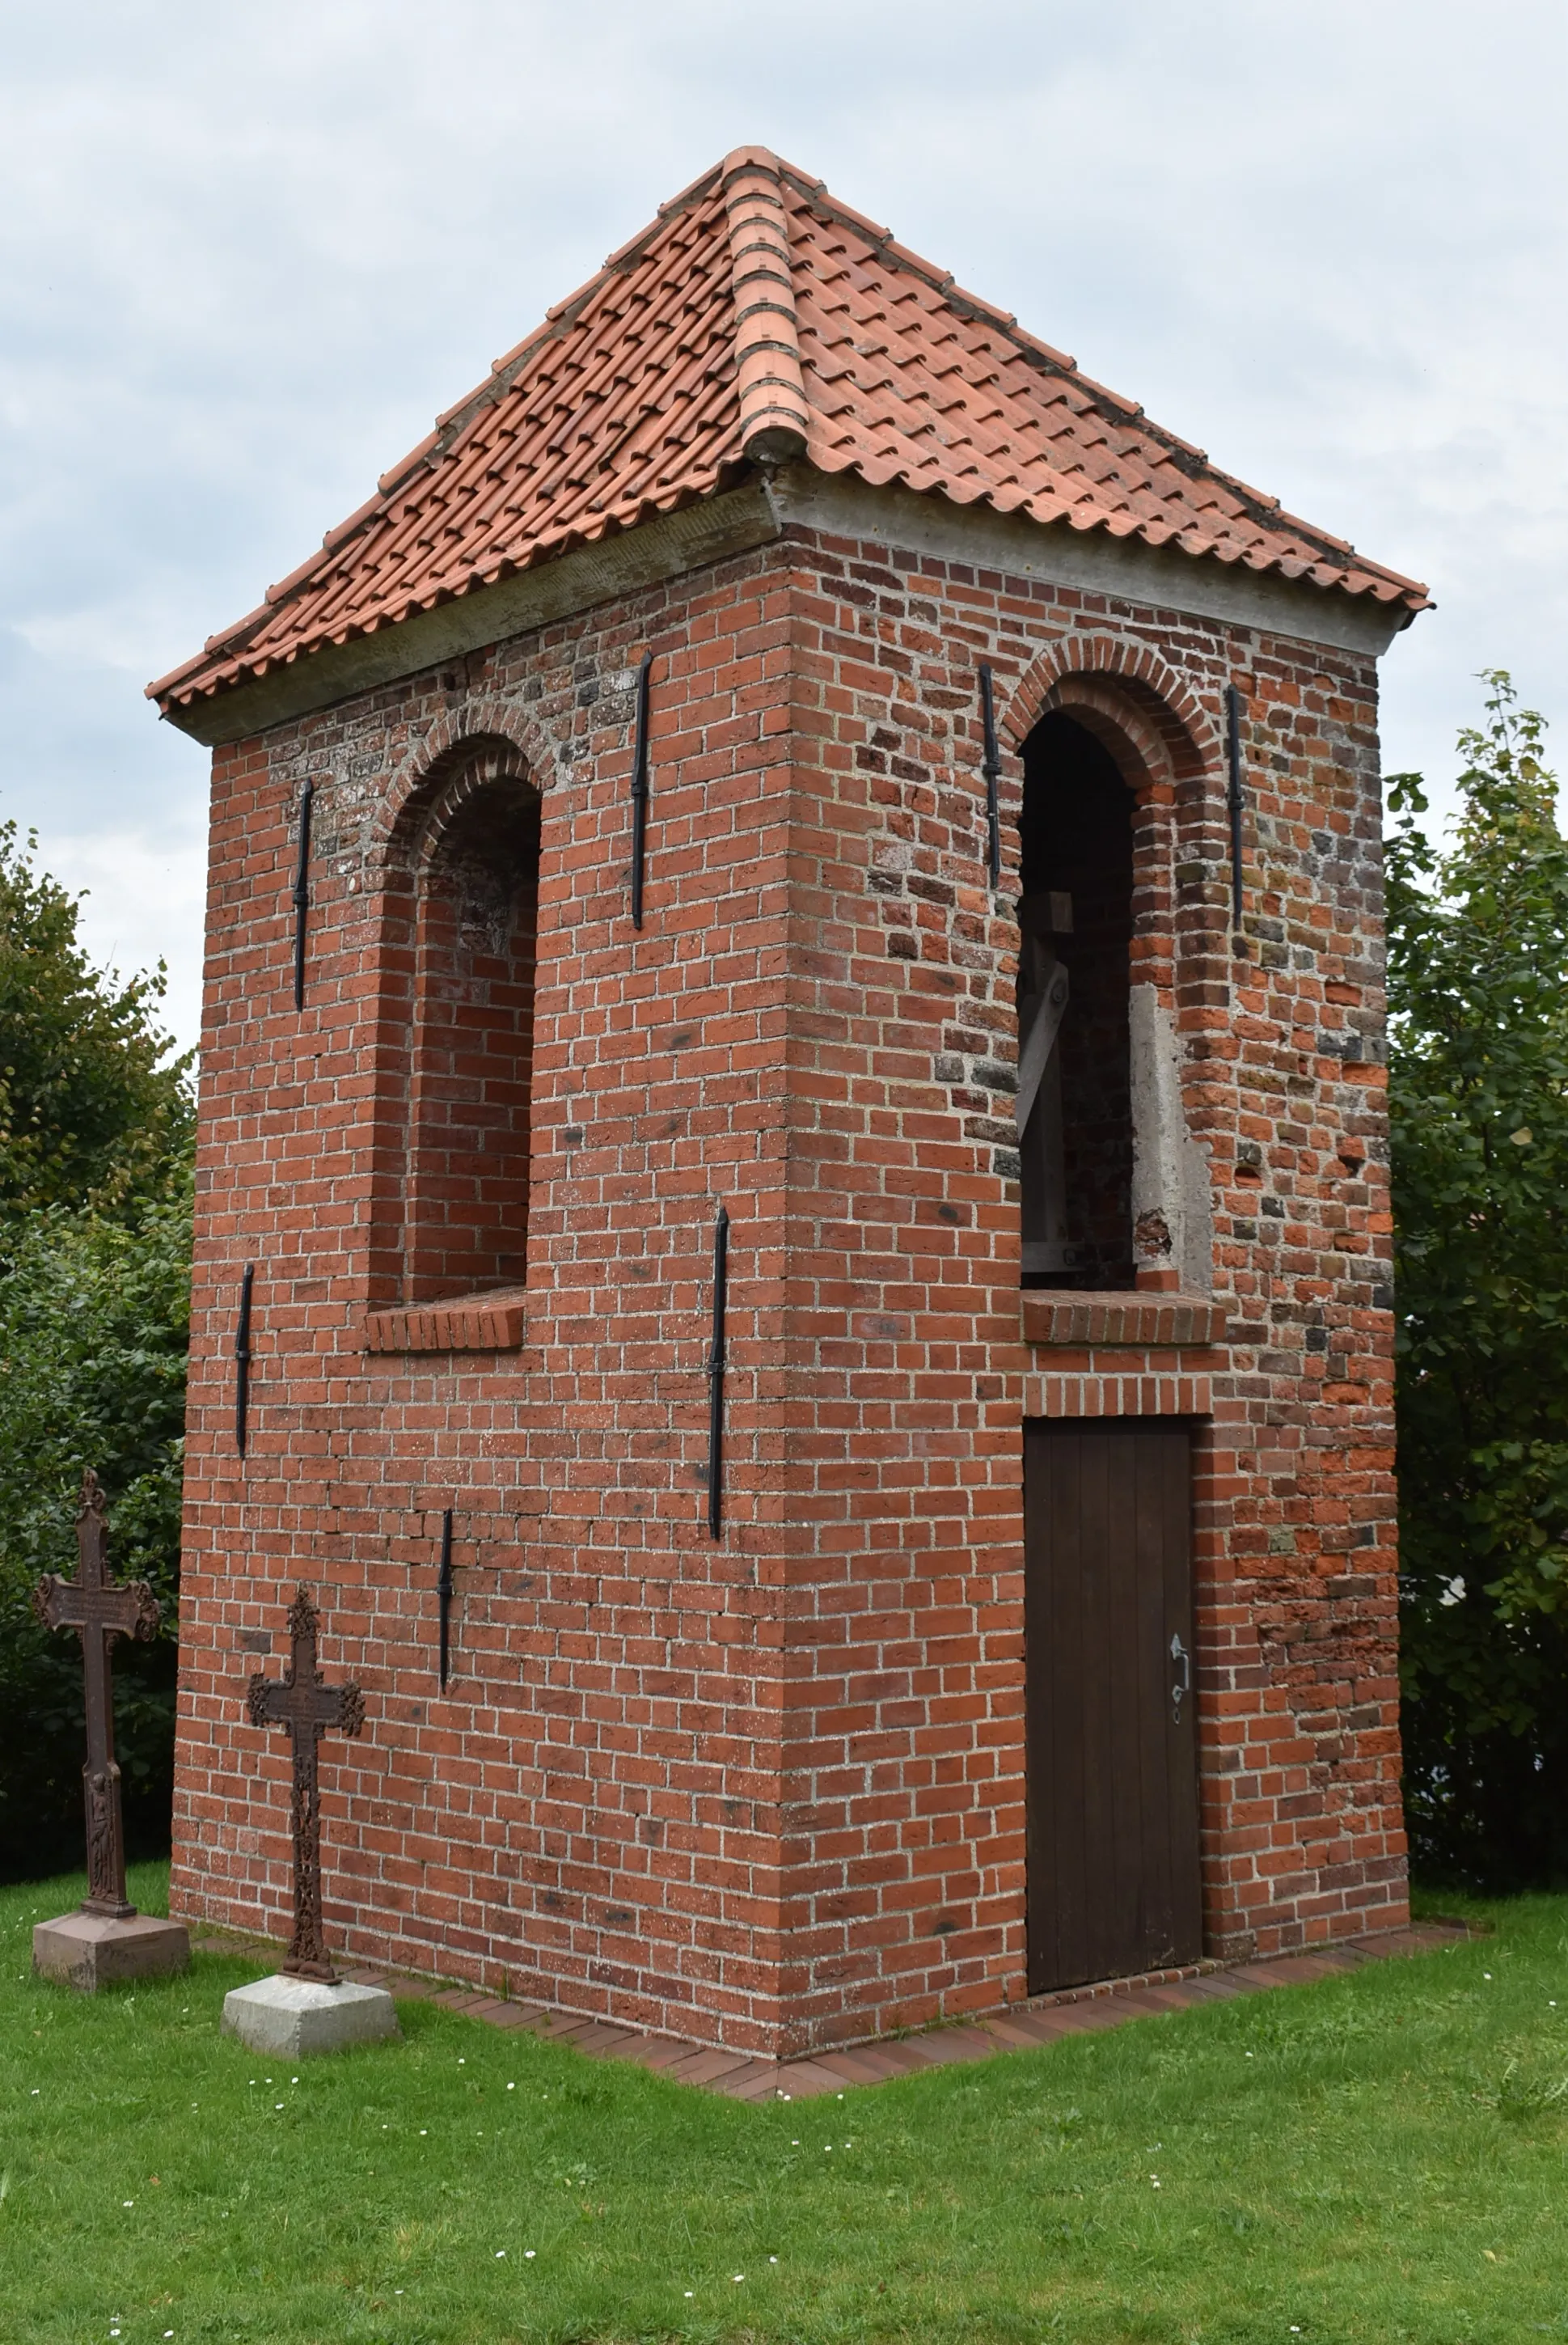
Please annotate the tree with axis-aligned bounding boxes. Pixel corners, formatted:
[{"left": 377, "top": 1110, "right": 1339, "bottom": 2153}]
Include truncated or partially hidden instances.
[
  {"left": 0, "top": 821, "right": 192, "bottom": 1881},
  {"left": 0, "top": 819, "right": 192, "bottom": 1226},
  {"left": 0, "top": 1189, "right": 190, "bottom": 1880},
  {"left": 1387, "top": 673, "right": 1568, "bottom": 1886}
]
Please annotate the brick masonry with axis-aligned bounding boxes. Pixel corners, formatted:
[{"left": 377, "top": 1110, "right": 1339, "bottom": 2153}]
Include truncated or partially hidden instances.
[{"left": 171, "top": 495, "right": 1406, "bottom": 2059}]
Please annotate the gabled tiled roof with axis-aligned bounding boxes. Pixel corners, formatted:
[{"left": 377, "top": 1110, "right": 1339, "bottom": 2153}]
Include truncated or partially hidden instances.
[{"left": 150, "top": 147, "right": 1429, "bottom": 718}]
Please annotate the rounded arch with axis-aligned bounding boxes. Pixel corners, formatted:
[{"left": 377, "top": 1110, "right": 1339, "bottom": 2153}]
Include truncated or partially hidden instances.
[
  {"left": 1000, "top": 636, "right": 1218, "bottom": 791},
  {"left": 374, "top": 698, "right": 559, "bottom": 874},
  {"left": 367, "top": 713, "right": 547, "bottom": 1310}
]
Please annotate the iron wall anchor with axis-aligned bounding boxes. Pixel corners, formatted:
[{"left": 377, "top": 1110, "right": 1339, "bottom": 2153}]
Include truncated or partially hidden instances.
[{"left": 705, "top": 1204, "right": 729, "bottom": 1539}]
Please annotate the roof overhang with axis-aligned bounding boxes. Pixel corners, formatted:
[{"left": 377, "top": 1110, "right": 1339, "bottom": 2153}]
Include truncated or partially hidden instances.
[
  {"left": 158, "top": 463, "right": 1418, "bottom": 751},
  {"left": 158, "top": 482, "right": 784, "bottom": 748}
]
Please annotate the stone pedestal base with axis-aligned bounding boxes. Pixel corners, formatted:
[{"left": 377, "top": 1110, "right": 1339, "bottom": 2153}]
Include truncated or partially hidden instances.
[
  {"left": 221, "top": 1973, "right": 400, "bottom": 2056},
  {"left": 33, "top": 1909, "right": 190, "bottom": 1992}
]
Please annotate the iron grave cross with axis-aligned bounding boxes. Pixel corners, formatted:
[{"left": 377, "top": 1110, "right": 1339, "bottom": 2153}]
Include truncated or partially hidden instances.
[
  {"left": 33, "top": 1469, "right": 161, "bottom": 1920},
  {"left": 247, "top": 1588, "right": 365, "bottom": 1983}
]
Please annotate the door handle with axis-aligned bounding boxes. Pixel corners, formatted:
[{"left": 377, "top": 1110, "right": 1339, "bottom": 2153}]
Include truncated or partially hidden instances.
[{"left": 1169, "top": 1632, "right": 1191, "bottom": 1725}]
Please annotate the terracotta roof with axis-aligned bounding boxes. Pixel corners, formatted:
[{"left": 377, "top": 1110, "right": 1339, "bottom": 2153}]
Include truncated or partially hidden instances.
[{"left": 150, "top": 147, "right": 1430, "bottom": 718}]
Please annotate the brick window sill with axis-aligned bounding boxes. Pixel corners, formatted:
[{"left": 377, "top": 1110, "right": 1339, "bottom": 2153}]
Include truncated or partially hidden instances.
[
  {"left": 1022, "top": 1291, "right": 1227, "bottom": 1348},
  {"left": 365, "top": 1286, "right": 529, "bottom": 1354}
]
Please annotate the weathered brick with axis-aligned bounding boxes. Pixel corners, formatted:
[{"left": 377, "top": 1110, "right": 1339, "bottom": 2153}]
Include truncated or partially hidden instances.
[{"left": 171, "top": 520, "right": 1406, "bottom": 2055}]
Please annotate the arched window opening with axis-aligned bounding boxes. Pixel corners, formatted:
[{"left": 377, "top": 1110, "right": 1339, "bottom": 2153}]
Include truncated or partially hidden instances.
[
  {"left": 403, "top": 766, "right": 541, "bottom": 1304},
  {"left": 1017, "top": 712, "right": 1135, "bottom": 1289}
]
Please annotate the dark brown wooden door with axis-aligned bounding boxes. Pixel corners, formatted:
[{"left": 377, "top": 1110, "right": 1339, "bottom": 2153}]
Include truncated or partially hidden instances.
[{"left": 1025, "top": 1420, "right": 1202, "bottom": 1994}]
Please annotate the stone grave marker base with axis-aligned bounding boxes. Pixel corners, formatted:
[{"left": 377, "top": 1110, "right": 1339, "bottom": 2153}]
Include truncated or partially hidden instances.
[
  {"left": 222, "top": 1973, "right": 400, "bottom": 2056},
  {"left": 34, "top": 1910, "right": 190, "bottom": 1992}
]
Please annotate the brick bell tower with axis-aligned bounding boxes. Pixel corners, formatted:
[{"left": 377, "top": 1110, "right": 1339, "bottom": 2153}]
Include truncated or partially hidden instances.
[{"left": 151, "top": 147, "right": 1427, "bottom": 2057}]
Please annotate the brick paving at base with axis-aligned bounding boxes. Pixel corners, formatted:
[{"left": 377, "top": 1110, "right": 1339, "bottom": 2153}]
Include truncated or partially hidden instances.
[{"left": 195, "top": 1919, "right": 1468, "bottom": 2099}]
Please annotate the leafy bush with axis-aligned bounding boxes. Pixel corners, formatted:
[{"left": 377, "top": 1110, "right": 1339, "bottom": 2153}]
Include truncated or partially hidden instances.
[
  {"left": 0, "top": 1183, "right": 191, "bottom": 1882},
  {"left": 0, "top": 819, "right": 192, "bottom": 1224},
  {"left": 1388, "top": 674, "right": 1568, "bottom": 1887},
  {"left": 0, "top": 819, "right": 192, "bottom": 1883}
]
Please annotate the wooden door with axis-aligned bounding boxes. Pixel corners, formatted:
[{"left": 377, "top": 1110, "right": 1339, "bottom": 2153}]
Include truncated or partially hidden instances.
[{"left": 1025, "top": 1420, "right": 1202, "bottom": 1994}]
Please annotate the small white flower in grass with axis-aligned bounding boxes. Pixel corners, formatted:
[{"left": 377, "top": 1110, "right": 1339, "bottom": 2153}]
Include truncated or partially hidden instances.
[
  {"left": 1484, "top": 1972, "right": 1492, "bottom": 1980},
  {"left": 684, "top": 2291, "right": 694, "bottom": 2299},
  {"left": 459, "top": 2058, "right": 465, "bottom": 2065},
  {"left": 123, "top": 2201, "right": 133, "bottom": 2208},
  {"left": 496, "top": 2250, "right": 506, "bottom": 2258},
  {"left": 419, "top": 2130, "right": 428, "bottom": 2136},
  {"left": 733, "top": 2274, "right": 744, "bottom": 2284},
  {"left": 525, "top": 2250, "right": 535, "bottom": 2259},
  {"left": 31, "top": 2089, "right": 38, "bottom": 2097},
  {"left": 507, "top": 2081, "right": 515, "bottom": 2090},
  {"left": 769, "top": 2255, "right": 778, "bottom": 2264},
  {"left": 291, "top": 2076, "right": 298, "bottom": 2085}
]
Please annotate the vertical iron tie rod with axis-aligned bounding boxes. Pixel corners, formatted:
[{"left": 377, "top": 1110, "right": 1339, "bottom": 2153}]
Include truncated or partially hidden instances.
[
  {"left": 1225, "top": 683, "right": 1246, "bottom": 931},
  {"left": 629, "top": 650, "right": 653, "bottom": 930},
  {"left": 437, "top": 1508, "right": 454, "bottom": 1691},
  {"left": 291, "top": 780, "right": 315, "bottom": 1011},
  {"left": 978, "top": 663, "right": 1002, "bottom": 889},
  {"left": 235, "top": 1262, "right": 255, "bottom": 1457},
  {"left": 705, "top": 1204, "right": 729, "bottom": 1541}
]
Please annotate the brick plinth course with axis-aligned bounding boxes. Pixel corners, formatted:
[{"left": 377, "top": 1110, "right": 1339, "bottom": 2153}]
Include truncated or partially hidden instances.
[{"left": 170, "top": 501, "right": 1407, "bottom": 2061}]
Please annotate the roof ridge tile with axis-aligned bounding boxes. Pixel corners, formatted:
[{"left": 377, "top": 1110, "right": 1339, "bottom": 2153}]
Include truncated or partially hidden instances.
[{"left": 722, "top": 152, "right": 809, "bottom": 464}]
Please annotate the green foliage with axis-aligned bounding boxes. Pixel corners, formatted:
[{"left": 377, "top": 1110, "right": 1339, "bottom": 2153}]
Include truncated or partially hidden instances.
[
  {"left": 0, "top": 1183, "right": 190, "bottom": 1881},
  {"left": 0, "top": 819, "right": 192, "bottom": 1226},
  {"left": 1388, "top": 671, "right": 1568, "bottom": 1886},
  {"left": 0, "top": 819, "right": 192, "bottom": 1880}
]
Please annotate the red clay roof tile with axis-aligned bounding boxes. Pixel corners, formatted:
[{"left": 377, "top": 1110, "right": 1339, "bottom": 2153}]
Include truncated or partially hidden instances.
[{"left": 150, "top": 147, "right": 1429, "bottom": 716}]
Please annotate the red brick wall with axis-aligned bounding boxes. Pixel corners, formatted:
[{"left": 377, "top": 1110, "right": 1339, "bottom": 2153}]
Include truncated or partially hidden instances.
[{"left": 171, "top": 502, "right": 1405, "bottom": 2055}]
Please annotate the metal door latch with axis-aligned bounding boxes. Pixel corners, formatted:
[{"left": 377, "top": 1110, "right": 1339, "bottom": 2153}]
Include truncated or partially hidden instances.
[{"left": 1169, "top": 1631, "right": 1191, "bottom": 1724}]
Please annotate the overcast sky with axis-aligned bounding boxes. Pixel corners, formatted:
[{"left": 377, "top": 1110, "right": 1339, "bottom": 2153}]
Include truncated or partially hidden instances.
[{"left": 2, "top": 0, "right": 1564, "bottom": 1049}]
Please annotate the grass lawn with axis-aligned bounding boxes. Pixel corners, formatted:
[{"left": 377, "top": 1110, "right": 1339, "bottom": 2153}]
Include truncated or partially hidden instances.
[{"left": 2, "top": 1869, "right": 1566, "bottom": 2343}]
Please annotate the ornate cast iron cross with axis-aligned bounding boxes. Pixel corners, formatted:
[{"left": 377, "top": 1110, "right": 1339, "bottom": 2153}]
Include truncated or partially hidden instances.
[
  {"left": 247, "top": 1587, "right": 365, "bottom": 1983},
  {"left": 33, "top": 1469, "right": 161, "bottom": 1921}
]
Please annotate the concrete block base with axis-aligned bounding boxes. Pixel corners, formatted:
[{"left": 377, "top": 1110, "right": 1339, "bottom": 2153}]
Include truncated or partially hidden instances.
[
  {"left": 221, "top": 1973, "right": 401, "bottom": 2057},
  {"left": 33, "top": 1909, "right": 191, "bottom": 1992}
]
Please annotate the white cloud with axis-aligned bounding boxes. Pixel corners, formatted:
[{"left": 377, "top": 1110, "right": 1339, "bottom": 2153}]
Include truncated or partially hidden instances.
[{"left": 36, "top": 821, "right": 207, "bottom": 1056}]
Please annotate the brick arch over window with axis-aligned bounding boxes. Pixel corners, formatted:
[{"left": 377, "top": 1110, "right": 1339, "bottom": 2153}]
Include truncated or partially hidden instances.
[
  {"left": 994, "top": 637, "right": 1233, "bottom": 989},
  {"left": 372, "top": 699, "right": 559, "bottom": 868},
  {"left": 999, "top": 638, "right": 1218, "bottom": 779},
  {"left": 369, "top": 732, "right": 542, "bottom": 1308},
  {"left": 995, "top": 637, "right": 1228, "bottom": 978}
]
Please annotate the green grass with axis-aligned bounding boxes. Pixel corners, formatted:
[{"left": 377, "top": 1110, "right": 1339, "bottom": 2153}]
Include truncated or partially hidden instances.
[{"left": 3, "top": 1869, "right": 1567, "bottom": 2342}]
